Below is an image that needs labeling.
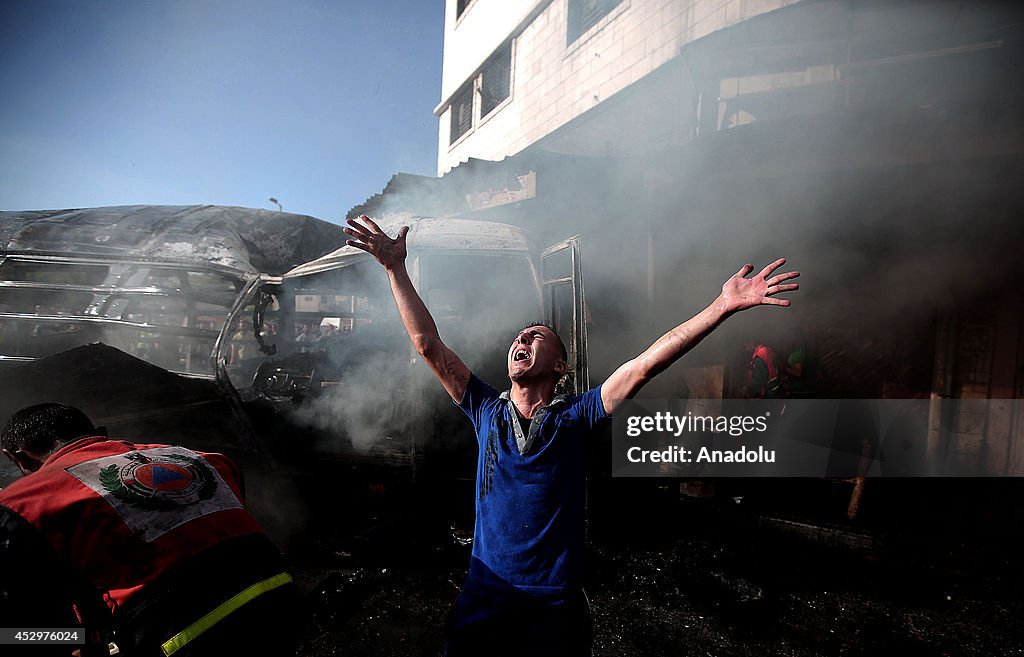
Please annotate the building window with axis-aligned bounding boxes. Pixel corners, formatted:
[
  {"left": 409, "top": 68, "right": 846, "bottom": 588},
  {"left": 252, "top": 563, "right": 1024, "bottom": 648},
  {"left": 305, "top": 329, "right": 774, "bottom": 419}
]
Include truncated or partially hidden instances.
[
  {"left": 567, "top": 0, "right": 622, "bottom": 45},
  {"left": 481, "top": 41, "right": 512, "bottom": 118},
  {"left": 449, "top": 41, "right": 515, "bottom": 146},
  {"left": 450, "top": 81, "right": 474, "bottom": 144},
  {"left": 456, "top": 0, "right": 472, "bottom": 19}
]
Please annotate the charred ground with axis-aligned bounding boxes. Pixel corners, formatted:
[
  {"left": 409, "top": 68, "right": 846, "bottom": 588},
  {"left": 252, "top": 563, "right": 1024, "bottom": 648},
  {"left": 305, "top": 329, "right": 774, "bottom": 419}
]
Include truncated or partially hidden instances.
[
  {"left": 2, "top": 346, "right": 1022, "bottom": 656},
  {"left": 291, "top": 487, "right": 1024, "bottom": 657}
]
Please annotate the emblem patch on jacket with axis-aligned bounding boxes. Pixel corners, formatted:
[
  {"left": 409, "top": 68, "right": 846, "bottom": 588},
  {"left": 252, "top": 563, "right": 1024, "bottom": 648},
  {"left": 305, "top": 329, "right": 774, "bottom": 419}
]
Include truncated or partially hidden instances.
[{"left": 66, "top": 446, "right": 242, "bottom": 542}]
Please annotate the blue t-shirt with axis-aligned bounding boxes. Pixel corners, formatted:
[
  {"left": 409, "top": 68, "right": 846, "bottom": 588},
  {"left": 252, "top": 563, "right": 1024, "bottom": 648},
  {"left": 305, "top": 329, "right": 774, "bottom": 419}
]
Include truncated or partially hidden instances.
[{"left": 456, "top": 373, "right": 608, "bottom": 594}]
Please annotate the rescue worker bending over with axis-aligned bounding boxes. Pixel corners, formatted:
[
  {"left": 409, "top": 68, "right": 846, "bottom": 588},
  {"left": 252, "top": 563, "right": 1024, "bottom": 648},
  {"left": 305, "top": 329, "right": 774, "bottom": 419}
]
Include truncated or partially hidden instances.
[{"left": 0, "top": 403, "right": 304, "bottom": 656}]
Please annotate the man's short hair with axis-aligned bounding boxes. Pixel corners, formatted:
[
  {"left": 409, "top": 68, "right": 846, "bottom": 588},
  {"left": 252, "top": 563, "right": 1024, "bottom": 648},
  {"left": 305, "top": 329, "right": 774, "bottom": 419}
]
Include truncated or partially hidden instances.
[
  {"left": 523, "top": 322, "right": 568, "bottom": 362},
  {"left": 1, "top": 403, "right": 96, "bottom": 455}
]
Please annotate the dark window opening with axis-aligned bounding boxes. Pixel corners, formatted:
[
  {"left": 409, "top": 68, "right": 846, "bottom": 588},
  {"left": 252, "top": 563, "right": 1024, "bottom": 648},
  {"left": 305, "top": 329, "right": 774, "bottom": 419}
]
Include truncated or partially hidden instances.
[
  {"left": 450, "top": 81, "right": 474, "bottom": 144},
  {"left": 456, "top": 0, "right": 472, "bottom": 19},
  {"left": 481, "top": 42, "right": 512, "bottom": 117},
  {"left": 567, "top": 0, "right": 623, "bottom": 45},
  {"left": 0, "top": 261, "right": 108, "bottom": 286}
]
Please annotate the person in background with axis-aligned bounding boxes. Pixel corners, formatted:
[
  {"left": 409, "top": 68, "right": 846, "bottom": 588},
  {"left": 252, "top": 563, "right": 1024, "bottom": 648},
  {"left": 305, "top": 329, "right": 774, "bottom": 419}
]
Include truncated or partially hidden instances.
[{"left": 745, "top": 341, "right": 784, "bottom": 399}]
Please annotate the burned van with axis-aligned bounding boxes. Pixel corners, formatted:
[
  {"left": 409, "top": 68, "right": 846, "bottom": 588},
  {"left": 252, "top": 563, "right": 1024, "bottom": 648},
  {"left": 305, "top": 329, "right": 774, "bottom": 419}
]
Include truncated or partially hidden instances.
[
  {"left": 215, "top": 216, "right": 589, "bottom": 472},
  {"left": 0, "top": 207, "right": 587, "bottom": 477}
]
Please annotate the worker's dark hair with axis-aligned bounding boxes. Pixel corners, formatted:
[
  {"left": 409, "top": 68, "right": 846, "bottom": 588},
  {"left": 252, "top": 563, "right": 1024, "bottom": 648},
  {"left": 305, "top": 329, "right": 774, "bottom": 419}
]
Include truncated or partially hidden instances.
[
  {"left": 523, "top": 322, "right": 568, "bottom": 362},
  {"left": 0, "top": 403, "right": 96, "bottom": 455}
]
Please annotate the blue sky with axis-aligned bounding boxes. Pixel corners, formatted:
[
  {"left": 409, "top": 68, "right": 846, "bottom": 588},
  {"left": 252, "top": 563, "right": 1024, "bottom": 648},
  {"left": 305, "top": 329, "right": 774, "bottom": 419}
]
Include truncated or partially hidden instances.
[{"left": 0, "top": 0, "right": 444, "bottom": 223}]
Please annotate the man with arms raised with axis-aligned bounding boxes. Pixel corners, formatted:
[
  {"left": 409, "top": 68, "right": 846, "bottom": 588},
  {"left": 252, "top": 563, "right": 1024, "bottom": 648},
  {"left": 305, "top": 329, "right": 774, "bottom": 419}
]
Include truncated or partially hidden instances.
[{"left": 344, "top": 215, "right": 799, "bottom": 657}]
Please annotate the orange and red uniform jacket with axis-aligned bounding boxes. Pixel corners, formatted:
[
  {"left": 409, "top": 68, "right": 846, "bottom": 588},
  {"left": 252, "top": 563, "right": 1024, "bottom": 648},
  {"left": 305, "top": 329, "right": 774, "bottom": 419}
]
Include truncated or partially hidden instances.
[{"left": 0, "top": 436, "right": 265, "bottom": 613}]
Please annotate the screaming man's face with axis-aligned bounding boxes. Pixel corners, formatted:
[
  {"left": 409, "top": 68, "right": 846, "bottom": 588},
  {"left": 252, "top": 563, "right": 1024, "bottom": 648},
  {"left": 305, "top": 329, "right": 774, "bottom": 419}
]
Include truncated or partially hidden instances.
[{"left": 507, "top": 325, "right": 566, "bottom": 383}]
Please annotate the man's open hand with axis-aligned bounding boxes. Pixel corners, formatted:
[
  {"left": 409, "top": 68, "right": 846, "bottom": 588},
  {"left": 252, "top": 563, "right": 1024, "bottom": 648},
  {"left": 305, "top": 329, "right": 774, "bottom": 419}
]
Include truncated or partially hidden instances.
[
  {"left": 343, "top": 215, "right": 409, "bottom": 271},
  {"left": 718, "top": 258, "right": 800, "bottom": 314}
]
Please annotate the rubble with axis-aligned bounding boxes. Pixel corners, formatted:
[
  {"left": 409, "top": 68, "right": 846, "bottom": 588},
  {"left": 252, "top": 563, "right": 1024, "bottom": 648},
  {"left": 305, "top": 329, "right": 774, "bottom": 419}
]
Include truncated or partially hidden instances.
[{"left": 290, "top": 513, "right": 1024, "bottom": 656}]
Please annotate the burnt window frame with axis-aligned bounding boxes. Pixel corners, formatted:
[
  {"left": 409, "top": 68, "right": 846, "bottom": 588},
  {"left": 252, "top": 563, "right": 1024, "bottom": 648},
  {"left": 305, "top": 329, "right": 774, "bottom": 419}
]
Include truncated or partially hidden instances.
[{"left": 567, "top": 0, "right": 624, "bottom": 46}]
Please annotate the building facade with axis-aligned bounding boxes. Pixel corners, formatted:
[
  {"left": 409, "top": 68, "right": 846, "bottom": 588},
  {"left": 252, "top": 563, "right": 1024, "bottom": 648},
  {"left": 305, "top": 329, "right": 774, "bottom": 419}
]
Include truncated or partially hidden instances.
[
  {"left": 436, "top": 0, "right": 800, "bottom": 173},
  {"left": 357, "top": 0, "right": 1024, "bottom": 483}
]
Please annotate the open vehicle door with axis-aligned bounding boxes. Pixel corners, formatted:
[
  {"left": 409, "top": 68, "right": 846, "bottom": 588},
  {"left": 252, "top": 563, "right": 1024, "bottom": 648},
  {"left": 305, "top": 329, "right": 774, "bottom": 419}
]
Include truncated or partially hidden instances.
[{"left": 541, "top": 236, "right": 588, "bottom": 395}]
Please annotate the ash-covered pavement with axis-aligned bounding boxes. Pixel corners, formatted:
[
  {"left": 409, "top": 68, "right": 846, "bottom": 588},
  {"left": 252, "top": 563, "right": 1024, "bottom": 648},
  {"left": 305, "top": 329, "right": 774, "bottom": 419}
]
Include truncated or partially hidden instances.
[
  {"left": 287, "top": 496, "right": 1024, "bottom": 657},
  {"left": 3, "top": 347, "right": 1019, "bottom": 655}
]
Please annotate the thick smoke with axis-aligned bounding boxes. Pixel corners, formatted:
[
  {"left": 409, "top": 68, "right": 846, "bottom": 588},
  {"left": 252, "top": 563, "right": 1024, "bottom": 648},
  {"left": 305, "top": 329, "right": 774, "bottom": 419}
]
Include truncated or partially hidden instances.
[
  {"left": 288, "top": 349, "right": 422, "bottom": 453},
  {"left": 243, "top": 245, "right": 540, "bottom": 459}
]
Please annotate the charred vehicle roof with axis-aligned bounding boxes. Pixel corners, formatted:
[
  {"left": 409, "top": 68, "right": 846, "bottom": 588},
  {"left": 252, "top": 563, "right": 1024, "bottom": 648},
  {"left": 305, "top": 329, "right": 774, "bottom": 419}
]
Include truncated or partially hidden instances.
[
  {"left": 0, "top": 204, "right": 347, "bottom": 274},
  {"left": 283, "top": 216, "right": 535, "bottom": 278}
]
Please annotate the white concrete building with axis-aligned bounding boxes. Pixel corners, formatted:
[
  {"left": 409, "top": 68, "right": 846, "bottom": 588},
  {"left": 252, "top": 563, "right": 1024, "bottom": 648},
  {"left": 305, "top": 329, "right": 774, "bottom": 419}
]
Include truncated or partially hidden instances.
[{"left": 435, "top": 0, "right": 801, "bottom": 174}]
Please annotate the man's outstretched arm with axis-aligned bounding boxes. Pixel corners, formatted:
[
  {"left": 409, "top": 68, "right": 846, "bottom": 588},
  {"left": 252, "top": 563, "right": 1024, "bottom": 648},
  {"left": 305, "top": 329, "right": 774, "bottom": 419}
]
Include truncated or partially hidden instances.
[
  {"left": 601, "top": 258, "right": 799, "bottom": 415},
  {"left": 343, "top": 215, "right": 470, "bottom": 402}
]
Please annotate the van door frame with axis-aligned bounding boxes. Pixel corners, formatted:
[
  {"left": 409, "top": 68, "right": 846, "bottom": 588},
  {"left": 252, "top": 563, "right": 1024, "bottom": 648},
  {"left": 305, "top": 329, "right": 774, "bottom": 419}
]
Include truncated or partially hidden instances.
[{"left": 541, "top": 236, "right": 589, "bottom": 395}]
